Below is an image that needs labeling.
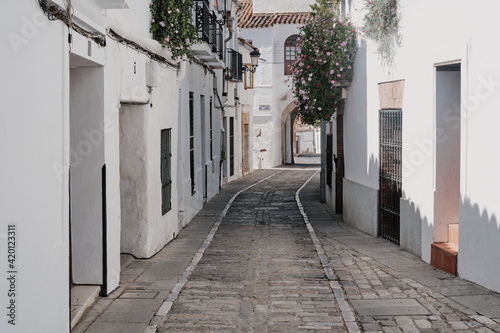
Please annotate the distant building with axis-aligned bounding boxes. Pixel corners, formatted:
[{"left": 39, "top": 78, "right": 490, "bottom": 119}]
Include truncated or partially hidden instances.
[{"left": 238, "top": 0, "right": 313, "bottom": 168}]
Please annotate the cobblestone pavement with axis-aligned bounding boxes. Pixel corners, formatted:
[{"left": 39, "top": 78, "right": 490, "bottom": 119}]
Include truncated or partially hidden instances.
[
  {"left": 301, "top": 173, "right": 500, "bottom": 333},
  {"left": 159, "top": 170, "right": 347, "bottom": 332},
  {"left": 74, "top": 168, "right": 500, "bottom": 333}
]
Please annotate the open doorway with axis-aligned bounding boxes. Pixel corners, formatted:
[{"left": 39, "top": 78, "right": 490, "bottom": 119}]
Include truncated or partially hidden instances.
[
  {"left": 432, "top": 63, "right": 461, "bottom": 275},
  {"left": 69, "top": 54, "right": 106, "bottom": 326}
]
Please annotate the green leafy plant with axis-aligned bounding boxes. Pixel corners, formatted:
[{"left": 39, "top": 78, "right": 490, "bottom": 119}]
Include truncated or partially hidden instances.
[
  {"left": 150, "top": 0, "right": 199, "bottom": 60},
  {"left": 289, "top": 0, "right": 358, "bottom": 125},
  {"left": 362, "top": 0, "right": 401, "bottom": 66}
]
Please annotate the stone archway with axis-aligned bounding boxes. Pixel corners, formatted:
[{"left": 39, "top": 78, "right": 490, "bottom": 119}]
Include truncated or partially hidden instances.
[{"left": 281, "top": 99, "right": 298, "bottom": 165}]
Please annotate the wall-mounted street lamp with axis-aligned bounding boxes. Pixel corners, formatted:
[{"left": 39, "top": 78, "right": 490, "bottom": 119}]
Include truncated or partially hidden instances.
[
  {"left": 242, "top": 48, "right": 261, "bottom": 73},
  {"left": 216, "top": 0, "right": 233, "bottom": 25}
]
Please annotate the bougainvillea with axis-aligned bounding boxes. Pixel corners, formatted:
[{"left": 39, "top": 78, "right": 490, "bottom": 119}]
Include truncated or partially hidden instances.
[
  {"left": 362, "top": 0, "right": 401, "bottom": 66},
  {"left": 150, "top": 0, "right": 199, "bottom": 60},
  {"left": 289, "top": 0, "right": 358, "bottom": 125}
]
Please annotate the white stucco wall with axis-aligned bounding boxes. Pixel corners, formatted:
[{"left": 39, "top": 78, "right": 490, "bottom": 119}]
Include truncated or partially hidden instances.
[
  {"left": 457, "top": 21, "right": 500, "bottom": 293},
  {"left": 178, "top": 64, "right": 223, "bottom": 223},
  {"left": 241, "top": 23, "right": 304, "bottom": 168},
  {"left": 296, "top": 130, "right": 315, "bottom": 154},
  {"left": 338, "top": 0, "right": 500, "bottom": 293},
  {"left": 1, "top": 3, "right": 70, "bottom": 332},
  {"left": 253, "top": 0, "right": 314, "bottom": 14},
  {"left": 119, "top": 62, "right": 180, "bottom": 259},
  {"left": 69, "top": 0, "right": 121, "bottom": 295}
]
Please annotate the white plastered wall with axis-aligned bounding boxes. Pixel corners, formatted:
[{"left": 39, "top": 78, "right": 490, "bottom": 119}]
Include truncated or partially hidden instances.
[
  {"left": 0, "top": 3, "right": 70, "bottom": 332},
  {"left": 340, "top": 0, "right": 500, "bottom": 293},
  {"left": 241, "top": 23, "right": 303, "bottom": 168}
]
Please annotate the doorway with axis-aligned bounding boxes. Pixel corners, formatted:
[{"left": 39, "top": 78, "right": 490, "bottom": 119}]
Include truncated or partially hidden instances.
[
  {"left": 69, "top": 62, "right": 105, "bottom": 286},
  {"left": 379, "top": 109, "right": 402, "bottom": 244},
  {"left": 431, "top": 63, "right": 461, "bottom": 275},
  {"left": 434, "top": 65, "right": 461, "bottom": 237},
  {"left": 242, "top": 113, "right": 251, "bottom": 175}
]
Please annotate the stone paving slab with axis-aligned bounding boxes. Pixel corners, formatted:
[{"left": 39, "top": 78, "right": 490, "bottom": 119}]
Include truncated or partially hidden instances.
[
  {"left": 350, "top": 299, "right": 431, "bottom": 316},
  {"left": 451, "top": 295, "right": 500, "bottom": 318}
]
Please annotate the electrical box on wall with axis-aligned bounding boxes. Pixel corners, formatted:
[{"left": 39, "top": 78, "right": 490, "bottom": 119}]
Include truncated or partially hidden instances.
[
  {"left": 146, "top": 60, "right": 159, "bottom": 88},
  {"left": 119, "top": 48, "right": 150, "bottom": 103}
]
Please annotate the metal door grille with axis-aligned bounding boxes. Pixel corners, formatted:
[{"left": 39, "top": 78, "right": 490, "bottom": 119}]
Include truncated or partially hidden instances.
[
  {"left": 379, "top": 109, "right": 402, "bottom": 244},
  {"left": 326, "top": 134, "right": 333, "bottom": 187}
]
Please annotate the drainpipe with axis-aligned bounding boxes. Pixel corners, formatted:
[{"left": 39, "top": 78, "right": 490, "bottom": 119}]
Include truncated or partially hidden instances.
[{"left": 225, "top": 16, "right": 234, "bottom": 44}]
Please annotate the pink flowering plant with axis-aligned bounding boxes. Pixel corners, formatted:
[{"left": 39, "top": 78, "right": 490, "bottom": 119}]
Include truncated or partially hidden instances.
[
  {"left": 290, "top": 0, "right": 358, "bottom": 125},
  {"left": 150, "top": 0, "right": 199, "bottom": 60}
]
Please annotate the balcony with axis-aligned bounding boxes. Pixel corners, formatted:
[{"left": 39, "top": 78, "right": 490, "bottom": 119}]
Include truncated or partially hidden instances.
[
  {"left": 226, "top": 49, "right": 242, "bottom": 82},
  {"left": 192, "top": 0, "right": 224, "bottom": 68}
]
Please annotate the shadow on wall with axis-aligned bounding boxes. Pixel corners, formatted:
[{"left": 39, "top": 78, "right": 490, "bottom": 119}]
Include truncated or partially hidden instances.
[
  {"left": 342, "top": 40, "right": 381, "bottom": 237},
  {"left": 400, "top": 194, "right": 428, "bottom": 258},
  {"left": 458, "top": 196, "right": 500, "bottom": 293},
  {"left": 408, "top": 190, "right": 500, "bottom": 293}
]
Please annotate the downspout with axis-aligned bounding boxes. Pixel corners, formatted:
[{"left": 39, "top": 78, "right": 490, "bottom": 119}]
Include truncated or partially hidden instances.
[
  {"left": 225, "top": 16, "right": 234, "bottom": 44},
  {"left": 217, "top": 13, "right": 234, "bottom": 189}
]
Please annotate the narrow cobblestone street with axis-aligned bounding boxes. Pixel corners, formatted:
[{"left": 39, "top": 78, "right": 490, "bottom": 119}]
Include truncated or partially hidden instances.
[
  {"left": 74, "top": 166, "right": 500, "bottom": 333},
  {"left": 159, "top": 169, "right": 346, "bottom": 332}
]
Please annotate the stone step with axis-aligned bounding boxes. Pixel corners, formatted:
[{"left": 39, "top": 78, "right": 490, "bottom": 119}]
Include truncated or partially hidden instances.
[
  {"left": 431, "top": 242, "right": 458, "bottom": 276},
  {"left": 70, "top": 285, "right": 100, "bottom": 329}
]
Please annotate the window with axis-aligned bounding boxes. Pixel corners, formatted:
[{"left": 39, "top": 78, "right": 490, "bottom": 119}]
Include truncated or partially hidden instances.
[
  {"left": 226, "top": 49, "right": 243, "bottom": 82},
  {"left": 284, "top": 35, "right": 300, "bottom": 75},
  {"left": 229, "top": 117, "right": 234, "bottom": 176},
  {"left": 161, "top": 129, "right": 172, "bottom": 214},
  {"left": 189, "top": 92, "right": 195, "bottom": 195}
]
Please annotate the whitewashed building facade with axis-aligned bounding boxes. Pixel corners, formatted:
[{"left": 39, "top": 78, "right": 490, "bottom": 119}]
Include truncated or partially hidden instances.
[
  {"left": 325, "top": 0, "right": 500, "bottom": 294},
  {"left": 238, "top": 0, "right": 314, "bottom": 168},
  {"left": 0, "top": 0, "right": 253, "bottom": 331}
]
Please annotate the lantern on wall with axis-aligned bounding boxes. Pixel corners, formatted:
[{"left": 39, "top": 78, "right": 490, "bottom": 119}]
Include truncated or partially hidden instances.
[
  {"left": 242, "top": 48, "right": 261, "bottom": 73},
  {"left": 216, "top": 0, "right": 232, "bottom": 14}
]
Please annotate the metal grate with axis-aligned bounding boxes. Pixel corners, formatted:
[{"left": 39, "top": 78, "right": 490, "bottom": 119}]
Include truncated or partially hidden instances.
[
  {"left": 209, "top": 12, "right": 223, "bottom": 59},
  {"left": 379, "top": 109, "right": 402, "bottom": 244},
  {"left": 189, "top": 92, "right": 195, "bottom": 195},
  {"left": 194, "top": 0, "right": 223, "bottom": 60},
  {"left": 161, "top": 129, "right": 172, "bottom": 214},
  {"left": 226, "top": 49, "right": 243, "bottom": 82},
  {"left": 326, "top": 134, "right": 333, "bottom": 187},
  {"left": 194, "top": 0, "right": 210, "bottom": 43},
  {"left": 229, "top": 117, "right": 234, "bottom": 176}
]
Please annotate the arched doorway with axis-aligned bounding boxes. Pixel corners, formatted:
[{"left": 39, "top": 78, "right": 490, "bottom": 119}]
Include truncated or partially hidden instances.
[{"left": 281, "top": 99, "right": 298, "bottom": 165}]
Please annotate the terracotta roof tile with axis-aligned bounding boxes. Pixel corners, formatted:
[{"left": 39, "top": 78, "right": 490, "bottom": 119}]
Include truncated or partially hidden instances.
[{"left": 237, "top": 0, "right": 310, "bottom": 28}]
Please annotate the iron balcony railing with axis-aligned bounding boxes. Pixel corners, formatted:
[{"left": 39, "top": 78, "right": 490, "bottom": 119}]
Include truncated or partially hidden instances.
[
  {"left": 193, "top": 0, "right": 223, "bottom": 60},
  {"left": 209, "top": 12, "right": 223, "bottom": 60},
  {"left": 226, "top": 48, "right": 242, "bottom": 82}
]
